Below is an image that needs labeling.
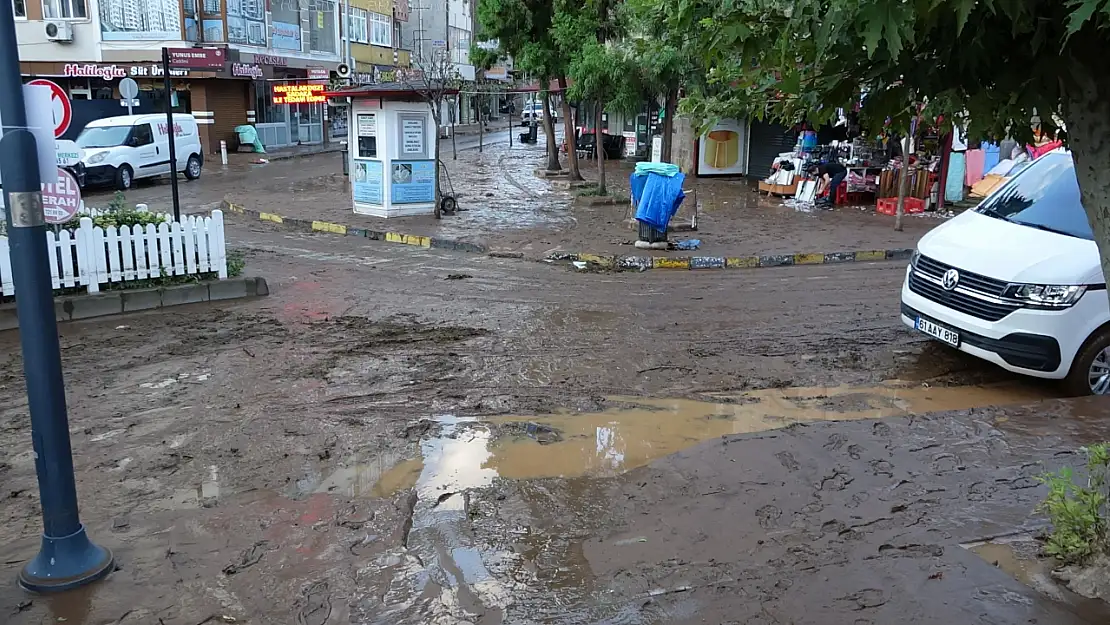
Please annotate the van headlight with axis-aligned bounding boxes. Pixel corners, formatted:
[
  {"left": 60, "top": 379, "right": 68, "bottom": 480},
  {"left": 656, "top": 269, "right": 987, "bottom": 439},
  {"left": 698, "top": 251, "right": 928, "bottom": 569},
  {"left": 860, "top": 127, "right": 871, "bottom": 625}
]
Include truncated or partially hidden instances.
[
  {"left": 1003, "top": 283, "right": 1087, "bottom": 308},
  {"left": 87, "top": 151, "right": 108, "bottom": 164}
]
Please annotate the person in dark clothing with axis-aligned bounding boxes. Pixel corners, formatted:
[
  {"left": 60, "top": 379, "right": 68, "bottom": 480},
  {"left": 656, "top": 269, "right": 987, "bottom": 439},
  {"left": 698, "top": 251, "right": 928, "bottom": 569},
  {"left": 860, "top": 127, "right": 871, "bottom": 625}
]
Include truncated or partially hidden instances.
[{"left": 810, "top": 161, "right": 848, "bottom": 208}]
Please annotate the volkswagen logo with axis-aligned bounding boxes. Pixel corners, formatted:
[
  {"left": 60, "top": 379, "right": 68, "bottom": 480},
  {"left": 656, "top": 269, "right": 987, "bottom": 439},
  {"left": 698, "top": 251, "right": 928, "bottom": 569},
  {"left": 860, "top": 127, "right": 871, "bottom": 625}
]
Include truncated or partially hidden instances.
[{"left": 941, "top": 268, "right": 960, "bottom": 291}]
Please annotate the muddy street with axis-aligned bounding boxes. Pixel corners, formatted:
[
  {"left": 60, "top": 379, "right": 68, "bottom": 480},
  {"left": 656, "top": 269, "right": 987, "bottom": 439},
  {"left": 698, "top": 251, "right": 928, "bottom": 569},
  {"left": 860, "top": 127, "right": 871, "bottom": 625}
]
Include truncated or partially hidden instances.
[{"left": 0, "top": 223, "right": 1106, "bottom": 624}]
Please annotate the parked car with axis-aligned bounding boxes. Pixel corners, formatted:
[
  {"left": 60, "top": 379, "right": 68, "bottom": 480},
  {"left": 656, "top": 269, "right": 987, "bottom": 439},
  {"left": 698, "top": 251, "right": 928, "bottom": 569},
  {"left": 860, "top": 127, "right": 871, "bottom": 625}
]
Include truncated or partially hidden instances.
[
  {"left": 900, "top": 150, "right": 1110, "bottom": 395},
  {"left": 71, "top": 113, "right": 204, "bottom": 190},
  {"left": 521, "top": 101, "right": 557, "bottom": 125}
]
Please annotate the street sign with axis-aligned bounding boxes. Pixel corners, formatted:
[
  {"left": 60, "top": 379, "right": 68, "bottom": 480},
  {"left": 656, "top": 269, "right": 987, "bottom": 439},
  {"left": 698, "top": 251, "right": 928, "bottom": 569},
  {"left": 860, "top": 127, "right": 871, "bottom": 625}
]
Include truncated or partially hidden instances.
[
  {"left": 55, "top": 140, "right": 82, "bottom": 167},
  {"left": 119, "top": 77, "right": 139, "bottom": 99},
  {"left": 119, "top": 98, "right": 140, "bottom": 108},
  {"left": 42, "top": 167, "right": 82, "bottom": 224},
  {"left": 27, "top": 78, "right": 71, "bottom": 137},
  {"left": 432, "top": 39, "right": 447, "bottom": 49},
  {"left": 165, "top": 47, "right": 225, "bottom": 69}
]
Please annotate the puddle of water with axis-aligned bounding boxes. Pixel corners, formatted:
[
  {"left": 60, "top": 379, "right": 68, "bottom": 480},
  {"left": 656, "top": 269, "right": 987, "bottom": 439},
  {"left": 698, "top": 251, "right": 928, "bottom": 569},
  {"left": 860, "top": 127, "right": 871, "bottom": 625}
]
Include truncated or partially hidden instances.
[
  {"left": 965, "top": 535, "right": 1110, "bottom": 620},
  {"left": 372, "top": 381, "right": 1047, "bottom": 493}
]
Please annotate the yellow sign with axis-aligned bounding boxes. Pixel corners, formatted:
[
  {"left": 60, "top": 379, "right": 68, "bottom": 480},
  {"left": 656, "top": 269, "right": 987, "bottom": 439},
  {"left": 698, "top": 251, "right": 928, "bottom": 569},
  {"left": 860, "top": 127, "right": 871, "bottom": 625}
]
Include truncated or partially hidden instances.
[
  {"left": 272, "top": 84, "right": 327, "bottom": 105},
  {"left": 317, "top": 10, "right": 324, "bottom": 28}
]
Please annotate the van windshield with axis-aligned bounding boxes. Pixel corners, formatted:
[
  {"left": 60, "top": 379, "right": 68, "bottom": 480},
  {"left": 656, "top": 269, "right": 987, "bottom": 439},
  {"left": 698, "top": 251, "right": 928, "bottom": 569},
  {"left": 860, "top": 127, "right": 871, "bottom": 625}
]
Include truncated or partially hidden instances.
[
  {"left": 76, "top": 126, "right": 132, "bottom": 149},
  {"left": 975, "top": 152, "right": 1093, "bottom": 240}
]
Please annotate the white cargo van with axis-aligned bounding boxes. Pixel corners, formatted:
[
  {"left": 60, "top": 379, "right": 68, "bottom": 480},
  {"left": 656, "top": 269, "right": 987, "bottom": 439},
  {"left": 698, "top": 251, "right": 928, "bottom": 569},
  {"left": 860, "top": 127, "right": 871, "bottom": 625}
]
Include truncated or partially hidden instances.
[{"left": 72, "top": 113, "right": 204, "bottom": 190}]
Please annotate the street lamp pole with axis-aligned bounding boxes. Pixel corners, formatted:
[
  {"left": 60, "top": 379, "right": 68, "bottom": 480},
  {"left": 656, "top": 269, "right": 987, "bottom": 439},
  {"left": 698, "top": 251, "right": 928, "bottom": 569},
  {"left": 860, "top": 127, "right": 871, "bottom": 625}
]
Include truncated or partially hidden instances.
[{"left": 0, "top": 0, "right": 114, "bottom": 593}]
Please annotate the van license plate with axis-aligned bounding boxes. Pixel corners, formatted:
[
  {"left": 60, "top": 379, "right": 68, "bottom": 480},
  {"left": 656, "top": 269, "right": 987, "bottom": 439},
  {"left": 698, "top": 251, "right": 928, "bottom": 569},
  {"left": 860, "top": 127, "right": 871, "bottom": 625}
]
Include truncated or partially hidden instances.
[{"left": 916, "top": 317, "right": 959, "bottom": 347}]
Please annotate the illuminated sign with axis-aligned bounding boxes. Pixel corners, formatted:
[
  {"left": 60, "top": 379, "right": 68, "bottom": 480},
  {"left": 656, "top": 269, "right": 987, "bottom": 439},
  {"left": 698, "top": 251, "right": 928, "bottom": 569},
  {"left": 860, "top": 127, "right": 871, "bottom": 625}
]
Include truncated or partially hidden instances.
[{"left": 272, "top": 83, "right": 327, "bottom": 105}]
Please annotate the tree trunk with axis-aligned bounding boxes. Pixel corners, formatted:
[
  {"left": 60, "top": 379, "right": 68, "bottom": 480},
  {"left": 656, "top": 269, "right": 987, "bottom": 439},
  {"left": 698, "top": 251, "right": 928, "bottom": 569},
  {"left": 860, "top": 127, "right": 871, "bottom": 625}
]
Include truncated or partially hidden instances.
[
  {"left": 451, "top": 94, "right": 457, "bottom": 160},
  {"left": 894, "top": 134, "right": 912, "bottom": 232},
  {"left": 541, "top": 91, "right": 561, "bottom": 171},
  {"left": 478, "top": 95, "right": 484, "bottom": 153},
  {"left": 433, "top": 112, "right": 442, "bottom": 219},
  {"left": 595, "top": 101, "right": 606, "bottom": 195},
  {"left": 1063, "top": 67, "right": 1110, "bottom": 294},
  {"left": 661, "top": 89, "right": 677, "bottom": 163},
  {"left": 558, "top": 76, "right": 582, "bottom": 180}
]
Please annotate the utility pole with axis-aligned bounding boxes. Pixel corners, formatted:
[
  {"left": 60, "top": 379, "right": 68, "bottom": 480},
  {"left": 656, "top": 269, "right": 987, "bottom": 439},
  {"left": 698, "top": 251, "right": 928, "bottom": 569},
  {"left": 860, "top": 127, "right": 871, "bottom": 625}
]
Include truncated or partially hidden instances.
[
  {"left": 161, "top": 47, "right": 181, "bottom": 221},
  {"left": 0, "top": 0, "right": 114, "bottom": 592}
]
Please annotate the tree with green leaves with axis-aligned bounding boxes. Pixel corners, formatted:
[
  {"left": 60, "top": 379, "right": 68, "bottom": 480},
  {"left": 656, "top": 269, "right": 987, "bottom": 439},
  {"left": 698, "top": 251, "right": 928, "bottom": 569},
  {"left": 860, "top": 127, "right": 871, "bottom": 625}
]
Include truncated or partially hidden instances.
[
  {"left": 476, "top": 0, "right": 576, "bottom": 176},
  {"left": 673, "top": 0, "right": 1110, "bottom": 279}
]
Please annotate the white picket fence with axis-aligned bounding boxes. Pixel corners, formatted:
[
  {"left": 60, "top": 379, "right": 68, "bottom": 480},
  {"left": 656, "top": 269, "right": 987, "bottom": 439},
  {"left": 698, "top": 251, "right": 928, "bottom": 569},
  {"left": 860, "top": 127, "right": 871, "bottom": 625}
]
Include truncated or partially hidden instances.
[{"left": 0, "top": 209, "right": 227, "bottom": 296}]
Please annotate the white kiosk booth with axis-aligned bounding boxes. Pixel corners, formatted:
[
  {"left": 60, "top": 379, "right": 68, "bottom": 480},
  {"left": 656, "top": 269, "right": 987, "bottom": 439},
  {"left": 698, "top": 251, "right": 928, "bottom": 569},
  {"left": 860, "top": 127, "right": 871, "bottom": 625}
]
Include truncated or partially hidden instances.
[{"left": 330, "top": 84, "right": 448, "bottom": 218}]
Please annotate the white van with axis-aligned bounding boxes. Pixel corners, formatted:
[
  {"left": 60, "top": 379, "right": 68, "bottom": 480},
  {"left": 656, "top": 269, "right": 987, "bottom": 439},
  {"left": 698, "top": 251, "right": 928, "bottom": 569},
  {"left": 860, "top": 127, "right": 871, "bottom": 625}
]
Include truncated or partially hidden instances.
[
  {"left": 72, "top": 113, "right": 204, "bottom": 190},
  {"left": 900, "top": 150, "right": 1110, "bottom": 395}
]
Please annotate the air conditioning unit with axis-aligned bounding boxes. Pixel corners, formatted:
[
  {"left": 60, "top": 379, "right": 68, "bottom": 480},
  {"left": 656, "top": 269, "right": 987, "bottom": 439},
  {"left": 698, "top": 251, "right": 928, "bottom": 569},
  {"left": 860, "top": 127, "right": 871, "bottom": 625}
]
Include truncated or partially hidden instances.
[{"left": 45, "top": 21, "right": 74, "bottom": 43}]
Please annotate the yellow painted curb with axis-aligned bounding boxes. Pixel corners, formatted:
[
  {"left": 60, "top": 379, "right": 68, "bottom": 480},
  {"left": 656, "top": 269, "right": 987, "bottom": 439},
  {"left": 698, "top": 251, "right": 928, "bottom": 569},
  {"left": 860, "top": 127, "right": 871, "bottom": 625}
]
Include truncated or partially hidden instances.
[
  {"left": 854, "top": 250, "right": 887, "bottom": 261},
  {"left": 312, "top": 221, "right": 347, "bottom": 235},
  {"left": 386, "top": 232, "right": 431, "bottom": 247},
  {"left": 794, "top": 253, "right": 826, "bottom": 265},
  {"left": 725, "top": 256, "right": 759, "bottom": 268},
  {"left": 259, "top": 212, "right": 283, "bottom": 224},
  {"left": 577, "top": 253, "right": 616, "bottom": 267},
  {"left": 225, "top": 203, "right": 245, "bottom": 214},
  {"left": 653, "top": 257, "right": 691, "bottom": 269}
]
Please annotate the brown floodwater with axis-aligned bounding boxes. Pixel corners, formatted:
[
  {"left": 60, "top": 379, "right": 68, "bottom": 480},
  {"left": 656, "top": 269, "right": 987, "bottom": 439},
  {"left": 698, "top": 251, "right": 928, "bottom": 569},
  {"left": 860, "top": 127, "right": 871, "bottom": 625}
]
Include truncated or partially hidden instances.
[{"left": 331, "top": 381, "right": 1051, "bottom": 498}]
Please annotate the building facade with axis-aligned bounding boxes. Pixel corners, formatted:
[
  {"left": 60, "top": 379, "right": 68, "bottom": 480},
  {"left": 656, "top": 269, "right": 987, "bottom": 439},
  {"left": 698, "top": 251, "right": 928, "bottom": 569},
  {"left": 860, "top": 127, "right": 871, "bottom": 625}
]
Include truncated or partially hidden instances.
[{"left": 14, "top": 0, "right": 410, "bottom": 151}]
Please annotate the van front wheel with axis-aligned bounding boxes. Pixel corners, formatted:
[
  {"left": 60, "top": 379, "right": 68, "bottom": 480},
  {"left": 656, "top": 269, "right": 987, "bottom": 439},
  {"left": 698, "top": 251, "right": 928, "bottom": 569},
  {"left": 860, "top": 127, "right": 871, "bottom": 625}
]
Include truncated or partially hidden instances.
[
  {"left": 184, "top": 155, "right": 202, "bottom": 180},
  {"left": 1064, "top": 326, "right": 1110, "bottom": 396},
  {"left": 115, "top": 165, "right": 133, "bottom": 191}
]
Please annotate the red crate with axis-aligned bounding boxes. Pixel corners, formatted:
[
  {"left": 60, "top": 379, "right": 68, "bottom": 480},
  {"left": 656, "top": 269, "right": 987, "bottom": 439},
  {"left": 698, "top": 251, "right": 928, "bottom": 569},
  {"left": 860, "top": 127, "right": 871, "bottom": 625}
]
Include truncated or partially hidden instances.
[{"left": 877, "top": 197, "right": 925, "bottom": 215}]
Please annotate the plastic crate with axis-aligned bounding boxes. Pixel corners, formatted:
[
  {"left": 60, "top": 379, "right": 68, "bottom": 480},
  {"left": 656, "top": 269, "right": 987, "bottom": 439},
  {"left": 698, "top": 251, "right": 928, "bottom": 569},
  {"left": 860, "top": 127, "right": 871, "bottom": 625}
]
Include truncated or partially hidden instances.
[
  {"left": 876, "top": 197, "right": 925, "bottom": 215},
  {"left": 637, "top": 220, "right": 668, "bottom": 243}
]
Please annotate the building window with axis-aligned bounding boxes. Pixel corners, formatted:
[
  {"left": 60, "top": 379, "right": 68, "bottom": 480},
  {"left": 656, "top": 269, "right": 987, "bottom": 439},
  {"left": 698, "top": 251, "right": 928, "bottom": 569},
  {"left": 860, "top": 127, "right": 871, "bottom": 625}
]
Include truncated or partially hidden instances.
[
  {"left": 370, "top": 11, "right": 390, "bottom": 47},
  {"left": 346, "top": 7, "right": 367, "bottom": 44},
  {"left": 13, "top": 0, "right": 26, "bottom": 18},
  {"left": 43, "top": 0, "right": 86, "bottom": 19},
  {"left": 308, "top": 0, "right": 337, "bottom": 54},
  {"left": 448, "top": 25, "right": 470, "bottom": 64}
]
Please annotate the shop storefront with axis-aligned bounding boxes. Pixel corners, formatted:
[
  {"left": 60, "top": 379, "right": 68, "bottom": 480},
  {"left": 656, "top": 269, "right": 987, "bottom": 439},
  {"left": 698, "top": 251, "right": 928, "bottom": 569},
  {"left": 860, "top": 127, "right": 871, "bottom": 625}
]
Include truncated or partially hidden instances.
[{"left": 238, "top": 53, "right": 338, "bottom": 148}]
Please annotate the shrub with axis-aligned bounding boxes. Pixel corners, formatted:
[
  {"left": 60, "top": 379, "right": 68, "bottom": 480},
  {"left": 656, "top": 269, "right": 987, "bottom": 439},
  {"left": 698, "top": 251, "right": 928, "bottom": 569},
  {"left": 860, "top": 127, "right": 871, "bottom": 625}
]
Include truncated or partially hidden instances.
[{"left": 1038, "top": 443, "right": 1110, "bottom": 565}]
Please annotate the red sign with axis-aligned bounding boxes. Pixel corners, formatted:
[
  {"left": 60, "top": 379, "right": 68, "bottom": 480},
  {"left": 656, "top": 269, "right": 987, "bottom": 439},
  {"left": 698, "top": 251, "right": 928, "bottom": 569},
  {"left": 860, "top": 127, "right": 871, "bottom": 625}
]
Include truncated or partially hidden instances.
[
  {"left": 394, "top": 0, "right": 409, "bottom": 21},
  {"left": 308, "top": 67, "right": 330, "bottom": 81},
  {"left": 42, "top": 168, "right": 81, "bottom": 224},
  {"left": 28, "top": 79, "right": 71, "bottom": 138},
  {"left": 272, "top": 84, "right": 327, "bottom": 105},
  {"left": 166, "top": 47, "right": 225, "bottom": 69}
]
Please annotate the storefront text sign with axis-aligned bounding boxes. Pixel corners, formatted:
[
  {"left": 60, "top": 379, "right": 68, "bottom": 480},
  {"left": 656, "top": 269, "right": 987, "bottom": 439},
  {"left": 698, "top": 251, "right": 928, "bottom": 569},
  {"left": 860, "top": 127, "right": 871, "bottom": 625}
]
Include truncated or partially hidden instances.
[
  {"left": 166, "top": 47, "right": 225, "bottom": 69},
  {"left": 63, "top": 63, "right": 190, "bottom": 78},
  {"left": 42, "top": 168, "right": 82, "bottom": 224},
  {"left": 272, "top": 83, "right": 327, "bottom": 105},
  {"left": 255, "top": 53, "right": 290, "bottom": 65},
  {"left": 308, "top": 68, "right": 330, "bottom": 81},
  {"left": 231, "top": 63, "right": 264, "bottom": 79}
]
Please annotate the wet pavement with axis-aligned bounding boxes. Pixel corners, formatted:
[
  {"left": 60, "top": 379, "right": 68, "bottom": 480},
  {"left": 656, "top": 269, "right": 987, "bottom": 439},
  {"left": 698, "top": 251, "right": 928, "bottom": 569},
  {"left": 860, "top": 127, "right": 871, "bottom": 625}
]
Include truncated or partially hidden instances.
[{"left": 0, "top": 223, "right": 1106, "bottom": 624}]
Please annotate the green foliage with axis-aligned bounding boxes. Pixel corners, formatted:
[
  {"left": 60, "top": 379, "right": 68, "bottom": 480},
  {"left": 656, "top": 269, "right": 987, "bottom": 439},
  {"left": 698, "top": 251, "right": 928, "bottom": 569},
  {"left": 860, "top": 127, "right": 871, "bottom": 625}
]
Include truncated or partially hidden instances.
[
  {"left": 1038, "top": 443, "right": 1110, "bottom": 565},
  {"left": 226, "top": 250, "right": 246, "bottom": 278},
  {"left": 107, "top": 191, "right": 127, "bottom": 211},
  {"left": 671, "top": 0, "right": 1110, "bottom": 143}
]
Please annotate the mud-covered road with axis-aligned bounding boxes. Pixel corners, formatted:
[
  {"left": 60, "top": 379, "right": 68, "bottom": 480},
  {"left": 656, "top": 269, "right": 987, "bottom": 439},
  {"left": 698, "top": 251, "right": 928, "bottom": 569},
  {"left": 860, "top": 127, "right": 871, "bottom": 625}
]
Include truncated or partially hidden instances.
[{"left": 0, "top": 223, "right": 1106, "bottom": 624}]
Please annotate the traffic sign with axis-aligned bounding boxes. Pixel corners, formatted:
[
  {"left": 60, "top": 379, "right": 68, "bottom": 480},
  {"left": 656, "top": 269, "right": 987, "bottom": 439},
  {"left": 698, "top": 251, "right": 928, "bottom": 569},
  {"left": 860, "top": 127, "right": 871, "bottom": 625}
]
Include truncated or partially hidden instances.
[
  {"left": 119, "top": 77, "right": 139, "bottom": 99},
  {"left": 27, "top": 79, "right": 72, "bottom": 138},
  {"left": 42, "top": 167, "right": 82, "bottom": 224},
  {"left": 55, "top": 140, "right": 83, "bottom": 167}
]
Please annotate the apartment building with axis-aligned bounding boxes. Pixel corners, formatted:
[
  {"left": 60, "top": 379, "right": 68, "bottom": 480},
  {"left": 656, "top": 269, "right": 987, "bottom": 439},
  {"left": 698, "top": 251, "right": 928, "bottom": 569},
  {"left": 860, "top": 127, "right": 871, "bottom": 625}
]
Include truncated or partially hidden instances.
[
  {"left": 13, "top": 0, "right": 410, "bottom": 151},
  {"left": 396, "top": 0, "right": 474, "bottom": 124}
]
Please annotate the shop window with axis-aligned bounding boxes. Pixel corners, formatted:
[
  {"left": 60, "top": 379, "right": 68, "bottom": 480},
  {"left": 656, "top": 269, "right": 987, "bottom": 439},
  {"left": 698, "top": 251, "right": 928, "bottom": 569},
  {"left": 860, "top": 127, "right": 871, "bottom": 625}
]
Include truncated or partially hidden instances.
[
  {"left": 255, "top": 83, "right": 288, "bottom": 124},
  {"left": 271, "top": 0, "right": 301, "bottom": 50},
  {"left": 43, "top": 0, "right": 87, "bottom": 19},
  {"left": 370, "top": 12, "right": 391, "bottom": 47},
  {"left": 308, "top": 0, "right": 338, "bottom": 54},
  {"left": 13, "top": 0, "right": 26, "bottom": 18},
  {"left": 346, "top": 7, "right": 368, "bottom": 44}
]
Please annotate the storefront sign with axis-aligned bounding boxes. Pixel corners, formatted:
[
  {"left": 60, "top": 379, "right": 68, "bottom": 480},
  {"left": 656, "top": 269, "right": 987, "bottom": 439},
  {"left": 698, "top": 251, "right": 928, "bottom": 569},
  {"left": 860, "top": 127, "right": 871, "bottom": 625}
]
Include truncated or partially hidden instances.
[
  {"left": 167, "top": 47, "right": 226, "bottom": 69},
  {"left": 231, "top": 63, "right": 265, "bottom": 78},
  {"left": 390, "top": 161, "right": 435, "bottom": 204},
  {"left": 42, "top": 168, "right": 82, "bottom": 224},
  {"left": 272, "top": 83, "right": 327, "bottom": 105},
  {"left": 55, "top": 140, "right": 83, "bottom": 167},
  {"left": 352, "top": 159, "right": 383, "bottom": 205},
  {"left": 355, "top": 72, "right": 374, "bottom": 85},
  {"left": 308, "top": 67, "right": 330, "bottom": 81},
  {"left": 270, "top": 21, "right": 301, "bottom": 52},
  {"left": 62, "top": 63, "right": 191, "bottom": 78}
]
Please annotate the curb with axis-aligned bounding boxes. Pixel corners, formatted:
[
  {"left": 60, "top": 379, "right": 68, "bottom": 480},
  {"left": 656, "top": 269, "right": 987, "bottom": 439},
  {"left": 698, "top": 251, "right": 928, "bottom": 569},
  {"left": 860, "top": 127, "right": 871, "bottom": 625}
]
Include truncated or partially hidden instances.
[
  {"left": 222, "top": 200, "right": 490, "bottom": 255},
  {"left": 254, "top": 146, "right": 345, "bottom": 162},
  {"left": 222, "top": 200, "right": 914, "bottom": 272},
  {"left": 550, "top": 249, "right": 914, "bottom": 272},
  {"left": 0, "top": 277, "right": 269, "bottom": 331}
]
